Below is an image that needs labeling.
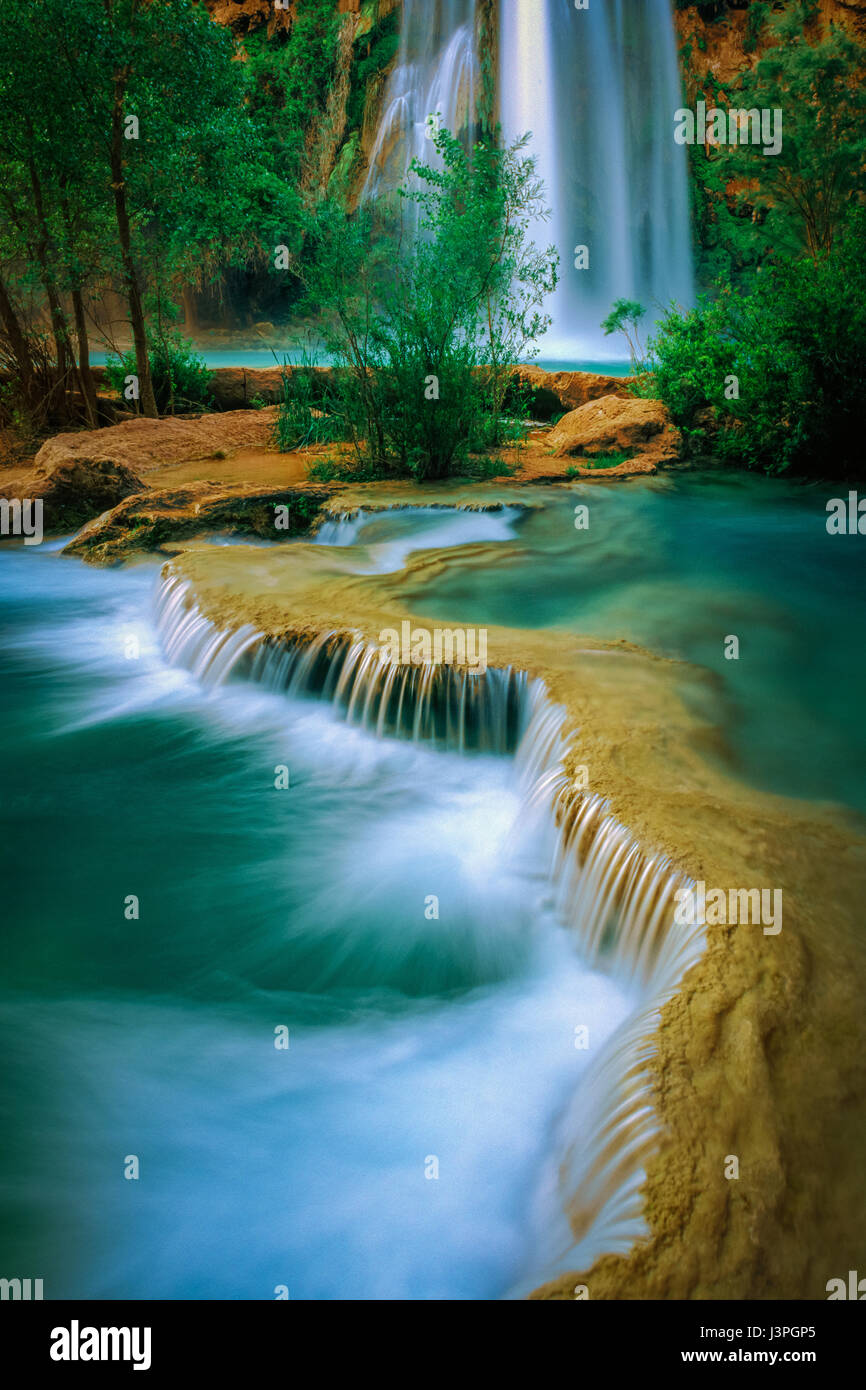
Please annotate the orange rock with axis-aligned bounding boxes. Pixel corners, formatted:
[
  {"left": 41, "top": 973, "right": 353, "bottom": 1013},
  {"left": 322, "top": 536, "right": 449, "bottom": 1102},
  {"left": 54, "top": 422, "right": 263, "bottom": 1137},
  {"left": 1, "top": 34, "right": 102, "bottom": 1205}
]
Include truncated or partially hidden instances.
[
  {"left": 547, "top": 393, "right": 680, "bottom": 466},
  {"left": 33, "top": 408, "right": 278, "bottom": 479}
]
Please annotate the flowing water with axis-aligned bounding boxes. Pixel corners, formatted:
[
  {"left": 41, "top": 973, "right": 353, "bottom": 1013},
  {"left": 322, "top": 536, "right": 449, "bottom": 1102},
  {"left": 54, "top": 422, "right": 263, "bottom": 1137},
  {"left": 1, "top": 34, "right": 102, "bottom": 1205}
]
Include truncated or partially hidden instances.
[
  {"left": 388, "top": 475, "right": 866, "bottom": 816},
  {"left": 499, "top": 0, "right": 694, "bottom": 358},
  {"left": 0, "top": 544, "right": 636, "bottom": 1299},
  {"left": 361, "top": 0, "right": 692, "bottom": 358},
  {"left": 361, "top": 0, "right": 478, "bottom": 205},
  {"left": 2, "top": 471, "right": 862, "bottom": 1299}
]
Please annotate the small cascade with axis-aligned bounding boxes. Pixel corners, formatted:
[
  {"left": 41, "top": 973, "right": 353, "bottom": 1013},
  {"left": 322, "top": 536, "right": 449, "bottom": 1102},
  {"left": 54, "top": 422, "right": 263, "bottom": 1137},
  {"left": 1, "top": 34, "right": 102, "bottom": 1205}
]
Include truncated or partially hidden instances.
[
  {"left": 362, "top": 0, "right": 478, "bottom": 203},
  {"left": 154, "top": 566, "right": 702, "bottom": 1288},
  {"left": 155, "top": 573, "right": 526, "bottom": 754},
  {"left": 511, "top": 687, "right": 701, "bottom": 1287}
]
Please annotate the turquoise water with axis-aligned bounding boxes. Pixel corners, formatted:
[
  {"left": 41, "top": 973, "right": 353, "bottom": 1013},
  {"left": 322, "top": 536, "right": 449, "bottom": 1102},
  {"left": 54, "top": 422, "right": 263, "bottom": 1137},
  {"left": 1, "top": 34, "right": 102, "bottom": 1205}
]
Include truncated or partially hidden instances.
[
  {"left": 0, "top": 545, "right": 630, "bottom": 1299},
  {"left": 355, "top": 475, "right": 866, "bottom": 817},
  {"left": 2, "top": 470, "right": 863, "bottom": 1300},
  {"left": 87, "top": 347, "right": 632, "bottom": 374}
]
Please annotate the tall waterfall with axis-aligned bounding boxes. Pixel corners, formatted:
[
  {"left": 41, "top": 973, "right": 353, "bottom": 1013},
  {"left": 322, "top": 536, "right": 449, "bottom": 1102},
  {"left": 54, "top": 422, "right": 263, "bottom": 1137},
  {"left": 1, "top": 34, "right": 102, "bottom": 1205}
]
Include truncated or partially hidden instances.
[
  {"left": 362, "top": 0, "right": 479, "bottom": 201},
  {"left": 499, "top": 0, "right": 694, "bottom": 360},
  {"left": 363, "top": 0, "right": 693, "bottom": 361}
]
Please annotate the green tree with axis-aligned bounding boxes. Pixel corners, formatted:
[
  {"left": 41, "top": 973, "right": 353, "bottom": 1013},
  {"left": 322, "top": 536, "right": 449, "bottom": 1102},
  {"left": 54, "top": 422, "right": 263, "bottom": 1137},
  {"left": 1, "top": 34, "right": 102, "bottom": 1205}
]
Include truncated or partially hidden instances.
[
  {"left": 0, "top": 0, "right": 111, "bottom": 423},
  {"left": 298, "top": 126, "right": 557, "bottom": 481},
  {"left": 0, "top": 0, "right": 300, "bottom": 423},
  {"left": 640, "top": 207, "right": 866, "bottom": 477},
  {"left": 716, "top": 3, "right": 866, "bottom": 261}
]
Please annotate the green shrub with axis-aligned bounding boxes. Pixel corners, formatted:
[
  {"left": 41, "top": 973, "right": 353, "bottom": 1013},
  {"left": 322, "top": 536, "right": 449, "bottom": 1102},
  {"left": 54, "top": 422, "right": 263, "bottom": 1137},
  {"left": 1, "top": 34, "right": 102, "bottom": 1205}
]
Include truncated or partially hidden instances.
[
  {"left": 106, "top": 333, "right": 212, "bottom": 415},
  {"left": 638, "top": 210, "right": 866, "bottom": 476},
  {"left": 302, "top": 125, "right": 558, "bottom": 482},
  {"left": 272, "top": 355, "right": 349, "bottom": 451}
]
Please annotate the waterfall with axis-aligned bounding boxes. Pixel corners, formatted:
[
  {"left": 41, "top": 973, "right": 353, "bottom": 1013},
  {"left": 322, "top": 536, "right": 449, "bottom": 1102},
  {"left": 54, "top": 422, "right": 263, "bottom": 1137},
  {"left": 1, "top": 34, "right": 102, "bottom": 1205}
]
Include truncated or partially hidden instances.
[
  {"left": 154, "top": 566, "right": 702, "bottom": 1286},
  {"left": 499, "top": 0, "right": 694, "bottom": 359},
  {"left": 362, "top": 0, "right": 693, "bottom": 359},
  {"left": 509, "top": 686, "right": 702, "bottom": 1288},
  {"left": 362, "top": 0, "right": 479, "bottom": 202},
  {"left": 154, "top": 573, "right": 526, "bottom": 754}
]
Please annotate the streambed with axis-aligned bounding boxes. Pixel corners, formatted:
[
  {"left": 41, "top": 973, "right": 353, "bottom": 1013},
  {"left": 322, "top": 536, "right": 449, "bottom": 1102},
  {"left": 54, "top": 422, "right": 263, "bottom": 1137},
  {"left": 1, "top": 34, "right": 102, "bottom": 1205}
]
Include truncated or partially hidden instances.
[
  {"left": 1, "top": 469, "right": 862, "bottom": 1299},
  {"left": 0, "top": 543, "right": 632, "bottom": 1299}
]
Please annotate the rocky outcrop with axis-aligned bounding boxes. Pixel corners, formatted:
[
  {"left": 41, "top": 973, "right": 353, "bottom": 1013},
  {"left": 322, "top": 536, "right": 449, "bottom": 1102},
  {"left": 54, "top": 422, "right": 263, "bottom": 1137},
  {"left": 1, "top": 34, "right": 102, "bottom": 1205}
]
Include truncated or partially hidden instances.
[
  {"left": 508, "top": 367, "right": 634, "bottom": 420},
  {"left": 33, "top": 409, "right": 278, "bottom": 479},
  {"left": 15, "top": 458, "right": 145, "bottom": 533},
  {"left": 64, "top": 481, "right": 332, "bottom": 565},
  {"left": 675, "top": 0, "right": 866, "bottom": 86},
  {"left": 547, "top": 394, "right": 680, "bottom": 466}
]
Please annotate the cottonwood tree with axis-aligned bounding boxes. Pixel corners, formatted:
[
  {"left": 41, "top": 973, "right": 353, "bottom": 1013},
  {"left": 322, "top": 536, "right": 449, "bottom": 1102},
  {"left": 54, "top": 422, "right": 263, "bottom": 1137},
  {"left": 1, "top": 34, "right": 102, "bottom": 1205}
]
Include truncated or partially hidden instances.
[
  {"left": 0, "top": 0, "right": 299, "bottom": 422},
  {"left": 716, "top": 3, "right": 866, "bottom": 261}
]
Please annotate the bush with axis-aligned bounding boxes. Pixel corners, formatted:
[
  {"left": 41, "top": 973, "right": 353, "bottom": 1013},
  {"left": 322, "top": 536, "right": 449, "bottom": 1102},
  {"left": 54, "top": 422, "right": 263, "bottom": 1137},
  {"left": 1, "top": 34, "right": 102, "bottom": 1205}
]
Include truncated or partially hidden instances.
[
  {"left": 106, "top": 333, "right": 213, "bottom": 415},
  {"left": 638, "top": 210, "right": 866, "bottom": 476},
  {"left": 272, "top": 356, "right": 349, "bottom": 451},
  {"left": 301, "top": 126, "right": 558, "bottom": 482}
]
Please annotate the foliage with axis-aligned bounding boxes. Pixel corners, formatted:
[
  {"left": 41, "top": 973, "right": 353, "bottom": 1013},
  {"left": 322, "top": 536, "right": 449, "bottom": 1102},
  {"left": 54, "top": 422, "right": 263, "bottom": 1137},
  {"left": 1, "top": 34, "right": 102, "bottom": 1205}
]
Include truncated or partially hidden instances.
[
  {"left": 272, "top": 354, "right": 349, "bottom": 451},
  {"left": 566, "top": 453, "right": 630, "bottom": 477},
  {"left": 244, "top": 1, "right": 339, "bottom": 186},
  {"left": 0, "top": 0, "right": 300, "bottom": 423},
  {"left": 743, "top": 2, "right": 772, "bottom": 54},
  {"left": 298, "top": 126, "right": 557, "bottom": 481},
  {"left": 105, "top": 333, "right": 213, "bottom": 415},
  {"left": 345, "top": 9, "right": 400, "bottom": 139},
  {"left": 710, "top": 4, "right": 866, "bottom": 262},
  {"left": 636, "top": 209, "right": 866, "bottom": 477},
  {"left": 601, "top": 300, "right": 648, "bottom": 375},
  {"left": 674, "top": 1, "right": 726, "bottom": 15}
]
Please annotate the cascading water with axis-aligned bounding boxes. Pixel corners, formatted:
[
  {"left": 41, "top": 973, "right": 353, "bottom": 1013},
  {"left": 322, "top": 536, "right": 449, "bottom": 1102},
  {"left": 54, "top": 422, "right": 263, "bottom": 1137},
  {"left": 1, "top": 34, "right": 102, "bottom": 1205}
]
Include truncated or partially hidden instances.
[
  {"left": 500, "top": 0, "right": 693, "bottom": 359},
  {"left": 362, "top": 0, "right": 479, "bottom": 202},
  {"left": 363, "top": 0, "right": 693, "bottom": 359},
  {"left": 154, "top": 565, "right": 701, "bottom": 1284}
]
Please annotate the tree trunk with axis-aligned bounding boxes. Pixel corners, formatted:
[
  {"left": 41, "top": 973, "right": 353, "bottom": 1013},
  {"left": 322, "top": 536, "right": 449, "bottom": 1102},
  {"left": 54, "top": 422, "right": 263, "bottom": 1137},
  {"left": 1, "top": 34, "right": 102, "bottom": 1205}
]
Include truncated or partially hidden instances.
[
  {"left": 27, "top": 157, "right": 75, "bottom": 416},
  {"left": 58, "top": 192, "right": 99, "bottom": 427},
  {"left": 71, "top": 289, "right": 99, "bottom": 427},
  {"left": 110, "top": 73, "right": 158, "bottom": 417},
  {"left": 0, "top": 272, "right": 37, "bottom": 406},
  {"left": 181, "top": 283, "right": 198, "bottom": 334}
]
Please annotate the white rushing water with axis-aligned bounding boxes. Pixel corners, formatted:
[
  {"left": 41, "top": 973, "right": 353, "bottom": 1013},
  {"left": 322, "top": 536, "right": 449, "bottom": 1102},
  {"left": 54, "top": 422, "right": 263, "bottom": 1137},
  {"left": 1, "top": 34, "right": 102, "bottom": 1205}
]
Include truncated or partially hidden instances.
[
  {"left": 0, "top": 545, "right": 636, "bottom": 1299},
  {"left": 362, "top": 0, "right": 479, "bottom": 203},
  {"left": 2, "top": 524, "right": 701, "bottom": 1297},
  {"left": 499, "top": 0, "right": 694, "bottom": 358},
  {"left": 313, "top": 504, "right": 524, "bottom": 574},
  {"left": 152, "top": 565, "right": 702, "bottom": 1290},
  {"left": 363, "top": 0, "right": 693, "bottom": 358}
]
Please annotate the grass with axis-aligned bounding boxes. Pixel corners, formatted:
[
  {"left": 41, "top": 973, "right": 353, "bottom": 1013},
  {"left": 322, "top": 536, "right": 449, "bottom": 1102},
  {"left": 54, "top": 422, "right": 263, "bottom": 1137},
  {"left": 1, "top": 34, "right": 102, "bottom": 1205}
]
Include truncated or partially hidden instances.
[
  {"left": 462, "top": 456, "right": 515, "bottom": 480},
  {"left": 305, "top": 453, "right": 391, "bottom": 483},
  {"left": 566, "top": 451, "right": 631, "bottom": 476}
]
